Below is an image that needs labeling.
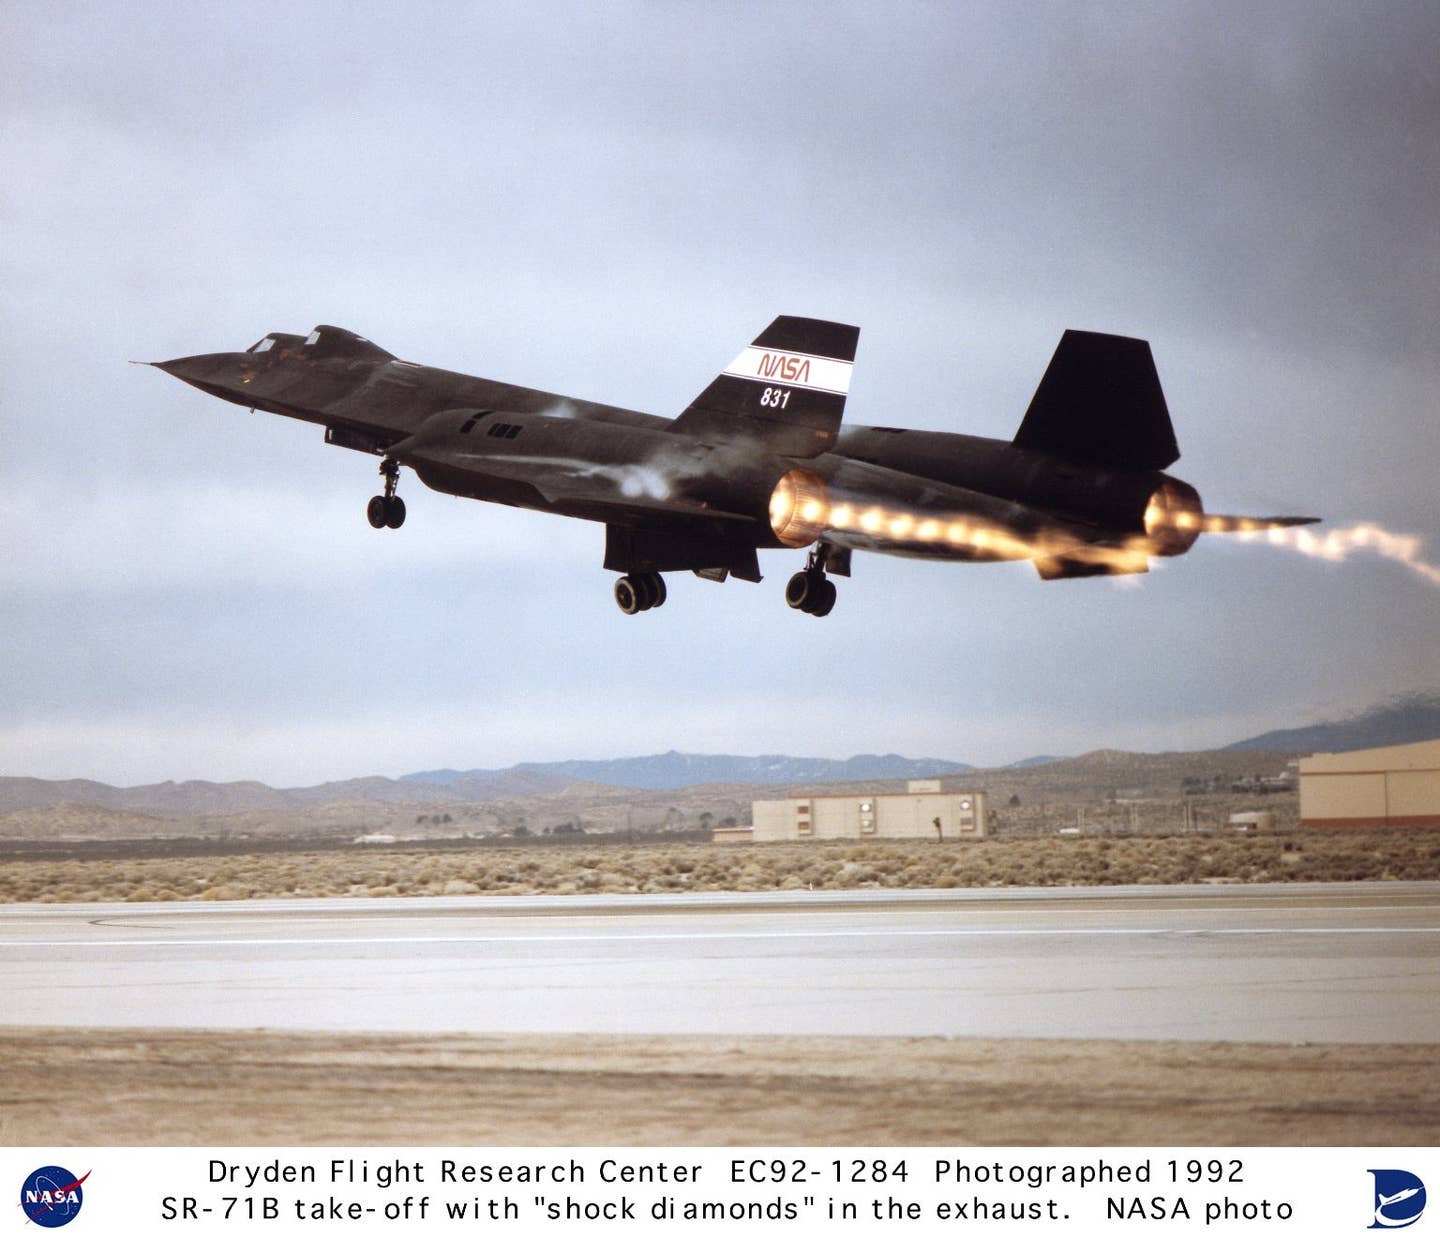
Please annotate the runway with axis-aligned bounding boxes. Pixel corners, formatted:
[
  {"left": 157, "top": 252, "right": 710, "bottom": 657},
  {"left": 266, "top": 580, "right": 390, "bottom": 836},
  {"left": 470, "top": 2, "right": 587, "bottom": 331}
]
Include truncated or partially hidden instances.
[{"left": 2, "top": 881, "right": 1436, "bottom": 1043}]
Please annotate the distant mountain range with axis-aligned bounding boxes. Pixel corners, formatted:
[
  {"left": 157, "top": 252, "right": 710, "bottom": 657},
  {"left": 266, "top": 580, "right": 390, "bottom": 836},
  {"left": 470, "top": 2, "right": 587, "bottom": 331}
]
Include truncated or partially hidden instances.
[
  {"left": 4, "top": 692, "right": 1437, "bottom": 819},
  {"left": 1223, "top": 691, "right": 1440, "bottom": 755},
  {"left": 400, "top": 750, "right": 974, "bottom": 792},
  {"left": 0, "top": 769, "right": 574, "bottom": 818},
  {"left": 0, "top": 754, "right": 971, "bottom": 818}
]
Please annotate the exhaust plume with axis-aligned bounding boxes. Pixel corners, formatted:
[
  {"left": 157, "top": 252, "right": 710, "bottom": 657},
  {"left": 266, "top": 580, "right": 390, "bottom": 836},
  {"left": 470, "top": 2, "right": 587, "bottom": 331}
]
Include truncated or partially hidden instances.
[{"left": 1238, "top": 521, "right": 1440, "bottom": 588}]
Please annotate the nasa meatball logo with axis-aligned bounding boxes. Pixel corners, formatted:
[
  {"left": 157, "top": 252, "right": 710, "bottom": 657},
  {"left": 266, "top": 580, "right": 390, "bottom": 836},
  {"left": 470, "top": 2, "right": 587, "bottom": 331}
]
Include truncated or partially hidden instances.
[
  {"left": 1370, "top": 1169, "right": 1425, "bottom": 1229},
  {"left": 19, "top": 1166, "right": 89, "bottom": 1228}
]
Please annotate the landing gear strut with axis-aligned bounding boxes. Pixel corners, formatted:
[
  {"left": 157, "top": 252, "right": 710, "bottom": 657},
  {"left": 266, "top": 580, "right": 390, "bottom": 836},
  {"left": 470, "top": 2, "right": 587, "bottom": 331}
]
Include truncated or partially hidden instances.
[
  {"left": 786, "top": 546, "right": 837, "bottom": 617},
  {"left": 366, "top": 458, "right": 406, "bottom": 529},
  {"left": 614, "top": 572, "right": 667, "bottom": 615}
]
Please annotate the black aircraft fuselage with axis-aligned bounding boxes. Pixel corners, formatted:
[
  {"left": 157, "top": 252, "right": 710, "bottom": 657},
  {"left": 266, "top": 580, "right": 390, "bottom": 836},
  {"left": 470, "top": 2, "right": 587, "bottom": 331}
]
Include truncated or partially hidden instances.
[{"left": 151, "top": 318, "right": 1314, "bottom": 615}]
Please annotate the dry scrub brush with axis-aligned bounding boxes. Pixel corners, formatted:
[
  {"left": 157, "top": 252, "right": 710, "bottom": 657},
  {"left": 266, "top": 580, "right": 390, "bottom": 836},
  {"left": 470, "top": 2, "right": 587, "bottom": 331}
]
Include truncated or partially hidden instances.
[{"left": 1, "top": 832, "right": 1437, "bottom": 904}]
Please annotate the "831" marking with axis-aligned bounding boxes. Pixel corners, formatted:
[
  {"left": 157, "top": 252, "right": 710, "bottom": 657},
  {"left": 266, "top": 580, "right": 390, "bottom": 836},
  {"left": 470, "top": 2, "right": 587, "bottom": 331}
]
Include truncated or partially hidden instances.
[{"left": 759, "top": 387, "right": 792, "bottom": 409}]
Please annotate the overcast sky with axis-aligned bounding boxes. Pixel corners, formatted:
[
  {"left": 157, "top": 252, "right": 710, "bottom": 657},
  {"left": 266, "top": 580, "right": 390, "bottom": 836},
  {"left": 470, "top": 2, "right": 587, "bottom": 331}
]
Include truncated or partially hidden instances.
[{"left": 4, "top": 1, "right": 1438, "bottom": 786}]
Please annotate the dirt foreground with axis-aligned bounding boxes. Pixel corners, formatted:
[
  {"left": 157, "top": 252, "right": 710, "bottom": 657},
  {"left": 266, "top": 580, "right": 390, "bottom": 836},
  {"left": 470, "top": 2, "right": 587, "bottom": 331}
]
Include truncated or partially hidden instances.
[{"left": 1, "top": 1027, "right": 1434, "bottom": 1146}]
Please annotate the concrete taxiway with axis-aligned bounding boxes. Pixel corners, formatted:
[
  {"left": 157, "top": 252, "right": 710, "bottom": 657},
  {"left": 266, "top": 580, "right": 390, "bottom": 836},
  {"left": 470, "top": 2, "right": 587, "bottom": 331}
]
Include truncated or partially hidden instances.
[{"left": 1, "top": 882, "right": 1436, "bottom": 1043}]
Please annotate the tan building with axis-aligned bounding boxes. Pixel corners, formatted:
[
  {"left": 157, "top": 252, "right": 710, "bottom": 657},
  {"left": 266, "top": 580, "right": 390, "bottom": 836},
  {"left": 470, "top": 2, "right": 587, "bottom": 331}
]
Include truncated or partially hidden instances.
[
  {"left": 1299, "top": 738, "right": 1440, "bottom": 828},
  {"left": 748, "top": 782, "right": 988, "bottom": 842}
]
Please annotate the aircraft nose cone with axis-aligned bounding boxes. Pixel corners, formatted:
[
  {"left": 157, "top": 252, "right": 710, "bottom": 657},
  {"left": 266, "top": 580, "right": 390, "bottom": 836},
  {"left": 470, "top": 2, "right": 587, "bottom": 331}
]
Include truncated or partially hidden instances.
[
  {"left": 148, "top": 352, "right": 251, "bottom": 396},
  {"left": 152, "top": 353, "right": 226, "bottom": 382}
]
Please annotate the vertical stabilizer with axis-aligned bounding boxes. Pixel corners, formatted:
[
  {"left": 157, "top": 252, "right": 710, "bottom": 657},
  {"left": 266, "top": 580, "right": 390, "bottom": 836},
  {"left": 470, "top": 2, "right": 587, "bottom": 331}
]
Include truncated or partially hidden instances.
[
  {"left": 669, "top": 316, "right": 859, "bottom": 457},
  {"left": 1013, "top": 330, "right": 1179, "bottom": 470}
]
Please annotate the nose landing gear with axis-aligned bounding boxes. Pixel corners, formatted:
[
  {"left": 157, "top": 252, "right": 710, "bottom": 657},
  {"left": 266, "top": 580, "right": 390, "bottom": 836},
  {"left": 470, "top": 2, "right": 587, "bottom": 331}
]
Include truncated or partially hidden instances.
[
  {"left": 366, "top": 458, "right": 406, "bottom": 529},
  {"left": 614, "top": 572, "right": 667, "bottom": 614},
  {"left": 786, "top": 546, "right": 838, "bottom": 617}
]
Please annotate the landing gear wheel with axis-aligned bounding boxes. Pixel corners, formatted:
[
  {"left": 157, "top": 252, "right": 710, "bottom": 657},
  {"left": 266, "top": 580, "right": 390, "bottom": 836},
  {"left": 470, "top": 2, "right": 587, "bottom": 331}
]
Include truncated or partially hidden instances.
[
  {"left": 615, "top": 572, "right": 667, "bottom": 614},
  {"left": 615, "top": 575, "right": 644, "bottom": 615},
  {"left": 785, "top": 570, "right": 815, "bottom": 610},
  {"left": 367, "top": 457, "right": 404, "bottom": 530},
  {"left": 789, "top": 567, "right": 823, "bottom": 610},
  {"left": 638, "top": 572, "right": 666, "bottom": 609},
  {"left": 786, "top": 569, "right": 837, "bottom": 617}
]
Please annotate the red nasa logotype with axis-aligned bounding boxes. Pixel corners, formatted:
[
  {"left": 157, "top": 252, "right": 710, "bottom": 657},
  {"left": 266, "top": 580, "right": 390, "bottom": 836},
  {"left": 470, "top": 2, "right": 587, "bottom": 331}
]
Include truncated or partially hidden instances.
[
  {"left": 754, "top": 351, "right": 812, "bottom": 384},
  {"left": 19, "top": 1167, "right": 90, "bottom": 1228}
]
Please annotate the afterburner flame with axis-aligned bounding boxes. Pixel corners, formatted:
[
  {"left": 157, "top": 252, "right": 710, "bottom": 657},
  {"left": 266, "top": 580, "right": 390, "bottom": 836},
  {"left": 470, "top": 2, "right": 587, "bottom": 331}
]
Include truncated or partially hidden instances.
[
  {"left": 776, "top": 474, "right": 1440, "bottom": 589},
  {"left": 768, "top": 468, "right": 830, "bottom": 547},
  {"left": 785, "top": 464, "right": 1438, "bottom": 588},
  {"left": 820, "top": 491, "right": 1085, "bottom": 564}
]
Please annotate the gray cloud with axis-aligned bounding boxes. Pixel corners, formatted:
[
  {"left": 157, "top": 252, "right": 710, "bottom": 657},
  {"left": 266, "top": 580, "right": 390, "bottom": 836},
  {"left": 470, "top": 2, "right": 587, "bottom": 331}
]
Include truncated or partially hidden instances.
[{"left": 3, "top": 1, "right": 1437, "bottom": 784}]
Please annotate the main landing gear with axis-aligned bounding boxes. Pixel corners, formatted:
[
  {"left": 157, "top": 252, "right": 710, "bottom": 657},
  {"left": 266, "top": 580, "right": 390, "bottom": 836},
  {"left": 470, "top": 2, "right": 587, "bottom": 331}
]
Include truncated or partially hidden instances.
[
  {"left": 614, "top": 572, "right": 667, "bottom": 615},
  {"left": 786, "top": 546, "right": 838, "bottom": 617},
  {"left": 366, "top": 458, "right": 406, "bottom": 529}
]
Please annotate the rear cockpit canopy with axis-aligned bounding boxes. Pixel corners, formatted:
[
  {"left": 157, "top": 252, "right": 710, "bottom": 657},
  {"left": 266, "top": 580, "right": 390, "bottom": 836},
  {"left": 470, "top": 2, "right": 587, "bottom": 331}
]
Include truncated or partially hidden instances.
[{"left": 302, "top": 325, "right": 395, "bottom": 363}]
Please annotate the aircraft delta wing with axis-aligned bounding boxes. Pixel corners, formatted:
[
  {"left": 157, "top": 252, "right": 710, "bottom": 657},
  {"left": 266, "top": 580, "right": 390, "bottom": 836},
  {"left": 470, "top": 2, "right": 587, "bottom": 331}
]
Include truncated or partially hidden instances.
[{"left": 150, "top": 319, "right": 1316, "bottom": 616}]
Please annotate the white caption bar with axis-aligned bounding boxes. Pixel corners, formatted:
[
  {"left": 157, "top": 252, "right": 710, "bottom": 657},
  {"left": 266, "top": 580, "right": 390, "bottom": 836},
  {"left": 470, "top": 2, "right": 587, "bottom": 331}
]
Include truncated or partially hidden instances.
[{"left": 3, "top": 1145, "right": 1428, "bottom": 1235}]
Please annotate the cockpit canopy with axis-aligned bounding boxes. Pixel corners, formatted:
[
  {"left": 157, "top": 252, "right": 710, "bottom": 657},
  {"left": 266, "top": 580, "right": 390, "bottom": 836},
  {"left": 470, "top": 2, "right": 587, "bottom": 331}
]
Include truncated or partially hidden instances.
[
  {"left": 304, "top": 325, "right": 394, "bottom": 362},
  {"left": 246, "top": 326, "right": 394, "bottom": 363},
  {"left": 246, "top": 332, "right": 307, "bottom": 354}
]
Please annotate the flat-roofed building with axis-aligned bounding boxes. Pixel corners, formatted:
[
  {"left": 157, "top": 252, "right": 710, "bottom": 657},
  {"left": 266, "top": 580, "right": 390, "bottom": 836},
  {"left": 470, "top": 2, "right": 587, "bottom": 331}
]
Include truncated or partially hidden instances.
[
  {"left": 749, "top": 783, "right": 988, "bottom": 842},
  {"left": 1299, "top": 738, "right": 1440, "bottom": 828}
]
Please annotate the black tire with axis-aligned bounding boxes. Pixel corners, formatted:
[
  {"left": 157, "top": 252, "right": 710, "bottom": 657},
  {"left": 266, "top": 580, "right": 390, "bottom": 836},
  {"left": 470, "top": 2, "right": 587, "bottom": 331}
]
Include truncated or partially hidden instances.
[
  {"left": 636, "top": 572, "right": 667, "bottom": 610},
  {"left": 366, "top": 495, "right": 388, "bottom": 528},
  {"left": 785, "top": 570, "right": 815, "bottom": 610},
  {"left": 384, "top": 495, "right": 407, "bottom": 529},
  {"left": 614, "top": 576, "right": 644, "bottom": 615},
  {"left": 810, "top": 578, "right": 837, "bottom": 617}
]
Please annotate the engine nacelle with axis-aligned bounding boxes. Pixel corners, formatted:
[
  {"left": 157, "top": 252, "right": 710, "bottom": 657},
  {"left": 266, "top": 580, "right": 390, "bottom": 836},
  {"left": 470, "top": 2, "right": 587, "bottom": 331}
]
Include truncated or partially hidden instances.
[{"left": 1143, "top": 478, "right": 1205, "bottom": 556}]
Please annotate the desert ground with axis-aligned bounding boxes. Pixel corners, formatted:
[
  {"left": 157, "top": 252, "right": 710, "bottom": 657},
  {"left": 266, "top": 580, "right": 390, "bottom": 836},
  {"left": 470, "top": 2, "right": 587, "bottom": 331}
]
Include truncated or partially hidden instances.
[
  {"left": 2, "top": 1028, "right": 1435, "bottom": 1146},
  {"left": 5, "top": 831, "right": 1437, "bottom": 1147}
]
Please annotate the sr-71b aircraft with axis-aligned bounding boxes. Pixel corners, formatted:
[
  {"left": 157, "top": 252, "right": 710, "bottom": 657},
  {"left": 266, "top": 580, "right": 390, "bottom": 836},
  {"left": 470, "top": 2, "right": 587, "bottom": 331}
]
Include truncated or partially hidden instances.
[{"left": 150, "top": 317, "right": 1315, "bottom": 616}]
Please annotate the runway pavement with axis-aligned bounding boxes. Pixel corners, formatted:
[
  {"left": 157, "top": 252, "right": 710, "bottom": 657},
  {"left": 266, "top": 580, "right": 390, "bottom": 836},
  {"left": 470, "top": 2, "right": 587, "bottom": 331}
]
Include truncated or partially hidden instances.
[{"left": 2, "top": 881, "right": 1436, "bottom": 1043}]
